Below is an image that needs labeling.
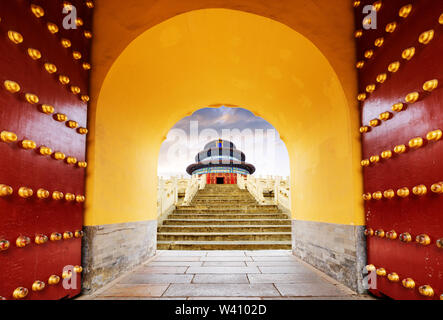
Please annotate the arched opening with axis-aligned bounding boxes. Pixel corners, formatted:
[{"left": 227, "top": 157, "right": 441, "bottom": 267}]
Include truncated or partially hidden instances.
[
  {"left": 157, "top": 106, "right": 291, "bottom": 250},
  {"left": 2, "top": 0, "right": 440, "bottom": 301},
  {"left": 82, "top": 8, "right": 364, "bottom": 294}
]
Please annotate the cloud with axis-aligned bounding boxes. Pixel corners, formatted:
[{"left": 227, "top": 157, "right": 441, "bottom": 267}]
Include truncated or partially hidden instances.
[{"left": 158, "top": 106, "right": 290, "bottom": 178}]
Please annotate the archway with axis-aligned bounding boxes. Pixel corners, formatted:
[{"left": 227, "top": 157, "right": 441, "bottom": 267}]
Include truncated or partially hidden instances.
[{"left": 82, "top": 8, "right": 364, "bottom": 293}]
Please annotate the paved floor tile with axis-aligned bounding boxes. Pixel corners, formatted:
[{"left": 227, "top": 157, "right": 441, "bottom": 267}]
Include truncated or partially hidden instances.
[
  {"left": 246, "top": 261, "right": 305, "bottom": 267},
  {"left": 153, "top": 256, "right": 202, "bottom": 262},
  {"left": 158, "top": 250, "right": 208, "bottom": 256},
  {"left": 201, "top": 256, "right": 253, "bottom": 262},
  {"left": 206, "top": 251, "right": 246, "bottom": 256},
  {"left": 187, "top": 266, "right": 260, "bottom": 274},
  {"left": 247, "top": 273, "right": 329, "bottom": 284},
  {"left": 95, "top": 297, "right": 187, "bottom": 300},
  {"left": 274, "top": 283, "right": 349, "bottom": 297},
  {"left": 149, "top": 261, "right": 203, "bottom": 267},
  {"left": 88, "top": 251, "right": 362, "bottom": 300},
  {"left": 120, "top": 274, "right": 194, "bottom": 284},
  {"left": 263, "top": 296, "right": 372, "bottom": 300},
  {"left": 98, "top": 284, "right": 169, "bottom": 297},
  {"left": 192, "top": 274, "right": 249, "bottom": 284},
  {"left": 252, "top": 256, "right": 298, "bottom": 261},
  {"left": 188, "top": 297, "right": 262, "bottom": 300},
  {"left": 202, "top": 261, "right": 246, "bottom": 267},
  {"left": 163, "top": 284, "right": 280, "bottom": 297},
  {"left": 258, "top": 266, "right": 313, "bottom": 274},
  {"left": 245, "top": 250, "right": 292, "bottom": 256},
  {"left": 135, "top": 266, "right": 188, "bottom": 274}
]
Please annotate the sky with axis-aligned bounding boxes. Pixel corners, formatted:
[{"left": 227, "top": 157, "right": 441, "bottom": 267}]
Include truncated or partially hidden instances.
[{"left": 157, "top": 106, "right": 290, "bottom": 178}]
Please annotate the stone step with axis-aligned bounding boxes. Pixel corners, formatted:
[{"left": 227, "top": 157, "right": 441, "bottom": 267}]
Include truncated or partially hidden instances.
[
  {"left": 174, "top": 208, "right": 281, "bottom": 213},
  {"left": 168, "top": 213, "right": 288, "bottom": 219},
  {"left": 158, "top": 184, "right": 291, "bottom": 251},
  {"left": 190, "top": 203, "right": 258, "bottom": 206},
  {"left": 157, "top": 241, "right": 292, "bottom": 250},
  {"left": 196, "top": 190, "right": 248, "bottom": 192},
  {"left": 176, "top": 205, "right": 278, "bottom": 209},
  {"left": 173, "top": 210, "right": 282, "bottom": 215},
  {"left": 157, "top": 232, "right": 292, "bottom": 241},
  {"left": 200, "top": 188, "right": 246, "bottom": 191},
  {"left": 162, "top": 219, "right": 292, "bottom": 225},
  {"left": 196, "top": 191, "right": 249, "bottom": 193},
  {"left": 194, "top": 198, "right": 252, "bottom": 200},
  {"left": 193, "top": 195, "right": 254, "bottom": 199},
  {"left": 192, "top": 200, "right": 253, "bottom": 202},
  {"left": 197, "top": 189, "right": 247, "bottom": 191},
  {"left": 173, "top": 210, "right": 282, "bottom": 214},
  {"left": 196, "top": 189, "right": 249, "bottom": 192},
  {"left": 191, "top": 199, "right": 257, "bottom": 203},
  {"left": 158, "top": 225, "right": 292, "bottom": 232},
  {"left": 194, "top": 194, "right": 251, "bottom": 196}
]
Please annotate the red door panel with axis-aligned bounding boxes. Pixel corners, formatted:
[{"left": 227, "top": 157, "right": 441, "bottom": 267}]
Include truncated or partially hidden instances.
[
  {"left": 0, "top": 0, "right": 92, "bottom": 300},
  {"left": 354, "top": 0, "right": 443, "bottom": 299}
]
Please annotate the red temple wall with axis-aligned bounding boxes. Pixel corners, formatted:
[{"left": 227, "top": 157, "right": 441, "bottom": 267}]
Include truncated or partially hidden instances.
[{"left": 205, "top": 173, "right": 240, "bottom": 184}]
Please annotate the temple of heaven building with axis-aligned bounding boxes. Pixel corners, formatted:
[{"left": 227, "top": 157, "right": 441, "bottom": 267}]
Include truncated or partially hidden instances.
[{"left": 186, "top": 139, "right": 255, "bottom": 184}]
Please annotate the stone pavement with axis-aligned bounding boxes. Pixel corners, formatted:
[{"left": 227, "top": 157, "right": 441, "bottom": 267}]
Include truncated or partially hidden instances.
[{"left": 84, "top": 250, "right": 372, "bottom": 300}]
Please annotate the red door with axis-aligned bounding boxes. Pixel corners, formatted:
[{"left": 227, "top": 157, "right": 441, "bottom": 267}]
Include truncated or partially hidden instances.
[
  {"left": 0, "top": 1, "right": 92, "bottom": 300},
  {"left": 355, "top": 0, "right": 443, "bottom": 299}
]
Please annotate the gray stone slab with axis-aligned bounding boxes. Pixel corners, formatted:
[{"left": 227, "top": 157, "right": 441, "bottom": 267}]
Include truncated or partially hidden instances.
[
  {"left": 252, "top": 256, "right": 297, "bottom": 261},
  {"left": 246, "top": 261, "right": 304, "bottom": 267},
  {"left": 274, "top": 283, "right": 350, "bottom": 297},
  {"left": 158, "top": 250, "right": 208, "bottom": 256},
  {"left": 98, "top": 284, "right": 169, "bottom": 297},
  {"left": 82, "top": 220, "right": 157, "bottom": 294},
  {"left": 119, "top": 273, "right": 193, "bottom": 284},
  {"left": 292, "top": 220, "right": 366, "bottom": 293},
  {"left": 206, "top": 251, "right": 246, "bottom": 256},
  {"left": 201, "top": 256, "right": 253, "bottom": 262},
  {"left": 258, "top": 266, "right": 313, "bottom": 274},
  {"left": 193, "top": 274, "right": 249, "bottom": 284},
  {"left": 262, "top": 296, "right": 361, "bottom": 300},
  {"left": 163, "top": 284, "right": 281, "bottom": 297},
  {"left": 135, "top": 266, "right": 188, "bottom": 274},
  {"left": 187, "top": 266, "right": 260, "bottom": 274},
  {"left": 153, "top": 256, "right": 202, "bottom": 262},
  {"left": 95, "top": 297, "right": 187, "bottom": 300},
  {"left": 247, "top": 273, "right": 329, "bottom": 284},
  {"left": 245, "top": 250, "right": 292, "bottom": 256},
  {"left": 203, "top": 261, "right": 246, "bottom": 267},
  {"left": 149, "top": 261, "right": 203, "bottom": 267},
  {"left": 188, "top": 297, "right": 262, "bottom": 300}
]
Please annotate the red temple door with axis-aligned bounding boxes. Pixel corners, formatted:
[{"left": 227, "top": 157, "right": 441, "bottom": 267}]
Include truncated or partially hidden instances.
[
  {"left": 355, "top": 0, "right": 443, "bottom": 300},
  {"left": 0, "top": 1, "right": 92, "bottom": 300}
]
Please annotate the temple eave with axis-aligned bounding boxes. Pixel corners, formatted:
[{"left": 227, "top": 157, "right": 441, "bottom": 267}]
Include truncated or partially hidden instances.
[{"left": 186, "top": 162, "right": 255, "bottom": 175}]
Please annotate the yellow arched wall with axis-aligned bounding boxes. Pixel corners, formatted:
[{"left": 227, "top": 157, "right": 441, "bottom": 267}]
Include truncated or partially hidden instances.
[
  {"left": 85, "top": 9, "right": 364, "bottom": 226},
  {"left": 90, "top": 0, "right": 358, "bottom": 114}
]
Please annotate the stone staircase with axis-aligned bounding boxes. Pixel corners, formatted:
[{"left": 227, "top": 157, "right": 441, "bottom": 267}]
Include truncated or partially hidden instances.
[{"left": 157, "top": 184, "right": 292, "bottom": 250}]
